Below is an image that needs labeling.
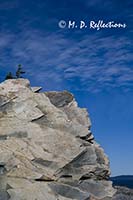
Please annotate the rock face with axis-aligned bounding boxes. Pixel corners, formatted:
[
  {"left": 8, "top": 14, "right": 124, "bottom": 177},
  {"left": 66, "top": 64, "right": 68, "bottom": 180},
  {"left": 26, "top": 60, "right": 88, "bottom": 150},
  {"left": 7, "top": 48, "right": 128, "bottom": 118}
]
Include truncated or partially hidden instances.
[
  {"left": 112, "top": 186, "right": 133, "bottom": 200},
  {"left": 0, "top": 79, "right": 116, "bottom": 200}
]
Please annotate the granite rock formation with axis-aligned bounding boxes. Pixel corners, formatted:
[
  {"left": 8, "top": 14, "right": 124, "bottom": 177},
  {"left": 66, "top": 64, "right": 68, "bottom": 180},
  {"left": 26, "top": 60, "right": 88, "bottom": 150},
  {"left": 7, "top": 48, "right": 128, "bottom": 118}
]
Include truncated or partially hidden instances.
[
  {"left": 112, "top": 186, "right": 133, "bottom": 200},
  {"left": 0, "top": 78, "right": 116, "bottom": 200}
]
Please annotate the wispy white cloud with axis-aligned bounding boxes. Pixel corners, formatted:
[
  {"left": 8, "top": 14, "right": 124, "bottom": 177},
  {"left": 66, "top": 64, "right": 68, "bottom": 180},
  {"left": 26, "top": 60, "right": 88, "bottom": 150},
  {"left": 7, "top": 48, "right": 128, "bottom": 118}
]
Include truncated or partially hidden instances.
[{"left": 0, "top": 28, "right": 132, "bottom": 92}]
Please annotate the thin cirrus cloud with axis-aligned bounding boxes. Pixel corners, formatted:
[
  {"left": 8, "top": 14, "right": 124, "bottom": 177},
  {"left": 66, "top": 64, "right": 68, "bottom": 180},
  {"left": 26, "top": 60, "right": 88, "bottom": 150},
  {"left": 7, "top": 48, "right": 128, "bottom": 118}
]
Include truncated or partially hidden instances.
[{"left": 0, "top": 28, "right": 132, "bottom": 92}]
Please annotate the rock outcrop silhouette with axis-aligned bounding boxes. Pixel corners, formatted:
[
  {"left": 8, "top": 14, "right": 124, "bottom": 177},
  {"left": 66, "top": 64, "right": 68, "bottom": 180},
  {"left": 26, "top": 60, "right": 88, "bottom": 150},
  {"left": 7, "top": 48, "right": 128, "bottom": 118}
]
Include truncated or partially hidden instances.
[{"left": 0, "top": 79, "right": 116, "bottom": 200}]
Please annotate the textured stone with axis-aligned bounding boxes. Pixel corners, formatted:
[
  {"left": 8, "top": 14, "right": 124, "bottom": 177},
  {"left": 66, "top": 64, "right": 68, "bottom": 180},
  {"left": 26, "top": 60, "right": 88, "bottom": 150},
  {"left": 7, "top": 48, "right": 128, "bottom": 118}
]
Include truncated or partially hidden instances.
[
  {"left": 112, "top": 186, "right": 133, "bottom": 200},
  {"left": 0, "top": 78, "right": 116, "bottom": 200}
]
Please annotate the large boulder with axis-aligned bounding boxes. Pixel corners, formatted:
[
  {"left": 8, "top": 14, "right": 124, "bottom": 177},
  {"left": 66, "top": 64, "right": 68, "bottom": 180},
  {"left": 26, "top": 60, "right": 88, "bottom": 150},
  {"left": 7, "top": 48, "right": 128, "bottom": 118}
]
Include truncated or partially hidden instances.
[{"left": 0, "top": 79, "right": 116, "bottom": 200}]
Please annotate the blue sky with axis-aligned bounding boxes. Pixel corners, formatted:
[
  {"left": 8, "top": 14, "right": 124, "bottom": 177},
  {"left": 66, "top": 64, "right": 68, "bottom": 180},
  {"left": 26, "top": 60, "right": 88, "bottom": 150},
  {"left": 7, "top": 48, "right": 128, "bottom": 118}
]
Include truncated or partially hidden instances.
[{"left": 0, "top": 0, "right": 132, "bottom": 176}]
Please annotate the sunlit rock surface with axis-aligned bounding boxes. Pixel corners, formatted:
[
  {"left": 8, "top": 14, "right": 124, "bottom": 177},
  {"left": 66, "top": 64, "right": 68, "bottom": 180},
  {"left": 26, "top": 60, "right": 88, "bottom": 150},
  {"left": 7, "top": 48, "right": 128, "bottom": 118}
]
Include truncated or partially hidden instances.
[{"left": 0, "top": 79, "right": 116, "bottom": 200}]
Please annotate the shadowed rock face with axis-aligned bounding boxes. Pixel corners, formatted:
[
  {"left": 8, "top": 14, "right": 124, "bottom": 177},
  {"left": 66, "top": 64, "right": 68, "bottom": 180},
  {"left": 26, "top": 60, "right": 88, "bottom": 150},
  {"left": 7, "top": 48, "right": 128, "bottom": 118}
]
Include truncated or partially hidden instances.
[{"left": 0, "top": 79, "right": 116, "bottom": 200}]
